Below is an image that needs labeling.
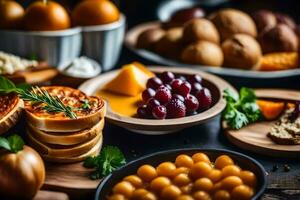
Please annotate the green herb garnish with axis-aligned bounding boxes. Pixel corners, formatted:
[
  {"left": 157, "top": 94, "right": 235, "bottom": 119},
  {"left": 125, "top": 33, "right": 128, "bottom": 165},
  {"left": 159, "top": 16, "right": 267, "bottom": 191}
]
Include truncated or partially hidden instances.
[
  {"left": 81, "top": 100, "right": 91, "bottom": 110},
  {"left": 222, "top": 87, "right": 262, "bottom": 129},
  {"left": 0, "top": 135, "right": 24, "bottom": 153},
  {"left": 0, "top": 76, "right": 77, "bottom": 119},
  {"left": 84, "top": 146, "right": 126, "bottom": 180}
]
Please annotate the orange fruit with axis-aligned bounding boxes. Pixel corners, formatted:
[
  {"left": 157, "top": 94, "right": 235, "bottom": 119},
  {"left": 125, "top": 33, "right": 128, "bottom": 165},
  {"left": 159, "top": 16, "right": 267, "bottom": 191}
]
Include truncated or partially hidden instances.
[
  {"left": 23, "top": 0, "right": 71, "bottom": 31},
  {"left": 0, "top": 0, "right": 24, "bottom": 29},
  {"left": 72, "top": 0, "right": 120, "bottom": 26}
]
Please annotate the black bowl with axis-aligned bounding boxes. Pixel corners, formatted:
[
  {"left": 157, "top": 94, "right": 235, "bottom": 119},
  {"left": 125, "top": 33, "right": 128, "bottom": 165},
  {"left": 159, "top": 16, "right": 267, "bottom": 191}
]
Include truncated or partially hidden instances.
[{"left": 95, "top": 148, "right": 267, "bottom": 200}]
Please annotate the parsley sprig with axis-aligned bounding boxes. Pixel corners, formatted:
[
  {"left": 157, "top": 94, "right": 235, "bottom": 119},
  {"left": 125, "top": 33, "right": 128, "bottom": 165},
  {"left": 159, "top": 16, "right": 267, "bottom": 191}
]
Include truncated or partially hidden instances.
[
  {"left": 0, "top": 135, "right": 24, "bottom": 153},
  {"left": 222, "top": 87, "right": 262, "bottom": 129},
  {"left": 0, "top": 76, "right": 76, "bottom": 119},
  {"left": 84, "top": 146, "right": 126, "bottom": 180}
]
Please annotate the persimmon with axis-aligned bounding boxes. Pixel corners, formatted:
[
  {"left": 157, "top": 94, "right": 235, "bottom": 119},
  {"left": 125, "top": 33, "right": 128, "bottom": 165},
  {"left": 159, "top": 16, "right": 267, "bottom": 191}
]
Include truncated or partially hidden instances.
[
  {"left": 23, "top": 0, "right": 71, "bottom": 31},
  {"left": 0, "top": 0, "right": 24, "bottom": 29},
  {"left": 257, "top": 100, "right": 285, "bottom": 120},
  {"left": 72, "top": 0, "right": 120, "bottom": 26}
]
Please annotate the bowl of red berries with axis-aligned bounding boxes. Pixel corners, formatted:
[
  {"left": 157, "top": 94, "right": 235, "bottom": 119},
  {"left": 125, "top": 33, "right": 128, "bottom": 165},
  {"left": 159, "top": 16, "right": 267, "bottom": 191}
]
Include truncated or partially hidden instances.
[{"left": 79, "top": 66, "right": 236, "bottom": 135}]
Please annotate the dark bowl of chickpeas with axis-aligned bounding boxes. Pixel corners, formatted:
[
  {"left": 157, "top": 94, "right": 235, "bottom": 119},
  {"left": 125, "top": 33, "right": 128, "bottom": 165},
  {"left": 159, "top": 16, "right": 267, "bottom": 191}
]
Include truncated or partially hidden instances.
[{"left": 95, "top": 148, "right": 267, "bottom": 200}]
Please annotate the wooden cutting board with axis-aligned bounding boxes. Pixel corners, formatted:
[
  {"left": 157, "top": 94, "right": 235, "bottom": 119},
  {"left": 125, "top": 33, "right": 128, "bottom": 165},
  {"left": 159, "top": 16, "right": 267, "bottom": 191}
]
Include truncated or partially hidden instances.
[
  {"left": 34, "top": 191, "right": 69, "bottom": 200},
  {"left": 224, "top": 89, "right": 300, "bottom": 158}
]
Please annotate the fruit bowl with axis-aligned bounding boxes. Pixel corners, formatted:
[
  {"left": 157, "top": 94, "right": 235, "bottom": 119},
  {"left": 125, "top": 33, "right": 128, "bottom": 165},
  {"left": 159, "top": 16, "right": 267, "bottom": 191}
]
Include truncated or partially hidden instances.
[
  {"left": 95, "top": 148, "right": 267, "bottom": 200},
  {"left": 79, "top": 67, "right": 235, "bottom": 135}
]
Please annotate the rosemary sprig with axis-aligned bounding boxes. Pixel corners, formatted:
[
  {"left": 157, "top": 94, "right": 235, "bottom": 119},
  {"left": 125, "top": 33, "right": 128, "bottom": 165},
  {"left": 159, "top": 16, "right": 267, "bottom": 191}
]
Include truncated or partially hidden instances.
[{"left": 0, "top": 76, "right": 77, "bottom": 119}]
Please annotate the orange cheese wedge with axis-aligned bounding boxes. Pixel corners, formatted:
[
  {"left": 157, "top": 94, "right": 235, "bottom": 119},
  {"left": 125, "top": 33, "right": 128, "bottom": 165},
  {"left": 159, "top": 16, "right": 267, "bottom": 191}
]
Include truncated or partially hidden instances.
[
  {"left": 104, "top": 63, "right": 154, "bottom": 96},
  {"left": 257, "top": 100, "right": 285, "bottom": 120}
]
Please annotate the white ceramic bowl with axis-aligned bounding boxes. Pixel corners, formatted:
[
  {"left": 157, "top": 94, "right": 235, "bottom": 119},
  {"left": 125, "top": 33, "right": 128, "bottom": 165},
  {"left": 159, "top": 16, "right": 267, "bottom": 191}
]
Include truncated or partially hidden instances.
[
  {"left": 0, "top": 27, "right": 82, "bottom": 67},
  {"left": 81, "top": 14, "right": 126, "bottom": 71}
]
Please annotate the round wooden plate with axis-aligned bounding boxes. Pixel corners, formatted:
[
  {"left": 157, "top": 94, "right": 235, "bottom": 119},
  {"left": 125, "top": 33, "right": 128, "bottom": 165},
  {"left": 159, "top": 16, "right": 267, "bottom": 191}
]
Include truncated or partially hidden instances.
[
  {"left": 125, "top": 21, "right": 300, "bottom": 79},
  {"left": 79, "top": 66, "right": 235, "bottom": 135},
  {"left": 224, "top": 89, "right": 300, "bottom": 158}
]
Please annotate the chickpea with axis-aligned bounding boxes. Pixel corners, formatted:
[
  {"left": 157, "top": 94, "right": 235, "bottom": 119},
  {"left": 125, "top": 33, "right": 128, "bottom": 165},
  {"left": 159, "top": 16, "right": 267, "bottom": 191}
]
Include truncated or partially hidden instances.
[
  {"left": 157, "top": 162, "right": 177, "bottom": 177},
  {"left": 193, "top": 191, "right": 211, "bottom": 200},
  {"left": 173, "top": 173, "right": 191, "bottom": 186},
  {"left": 213, "top": 190, "right": 231, "bottom": 200},
  {"left": 124, "top": 175, "right": 143, "bottom": 188},
  {"left": 150, "top": 177, "right": 171, "bottom": 192},
  {"left": 192, "top": 153, "right": 210, "bottom": 163},
  {"left": 194, "top": 178, "right": 213, "bottom": 192},
  {"left": 211, "top": 182, "right": 223, "bottom": 192},
  {"left": 173, "top": 167, "right": 190, "bottom": 177},
  {"left": 176, "top": 195, "right": 194, "bottom": 200},
  {"left": 137, "top": 165, "right": 157, "bottom": 182},
  {"left": 190, "top": 162, "right": 213, "bottom": 179},
  {"left": 221, "top": 176, "right": 243, "bottom": 190},
  {"left": 175, "top": 154, "right": 194, "bottom": 168},
  {"left": 161, "top": 185, "right": 182, "bottom": 199},
  {"left": 131, "top": 189, "right": 148, "bottom": 200},
  {"left": 215, "top": 155, "right": 234, "bottom": 169},
  {"left": 112, "top": 181, "right": 135, "bottom": 198},
  {"left": 180, "top": 183, "right": 193, "bottom": 194},
  {"left": 231, "top": 185, "right": 254, "bottom": 200},
  {"left": 240, "top": 170, "right": 257, "bottom": 187},
  {"left": 142, "top": 192, "right": 157, "bottom": 200},
  {"left": 221, "top": 165, "right": 241, "bottom": 178},
  {"left": 108, "top": 194, "right": 126, "bottom": 200},
  {"left": 207, "top": 169, "right": 222, "bottom": 183}
]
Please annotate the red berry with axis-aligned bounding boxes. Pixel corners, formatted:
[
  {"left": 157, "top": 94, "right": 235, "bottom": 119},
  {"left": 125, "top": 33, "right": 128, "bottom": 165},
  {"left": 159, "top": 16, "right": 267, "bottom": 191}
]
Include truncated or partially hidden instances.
[
  {"left": 196, "top": 88, "right": 212, "bottom": 110},
  {"left": 142, "top": 88, "right": 156, "bottom": 102},
  {"left": 172, "top": 94, "right": 184, "bottom": 102},
  {"left": 147, "top": 98, "right": 160, "bottom": 110},
  {"left": 155, "top": 87, "right": 172, "bottom": 104},
  {"left": 152, "top": 105, "right": 167, "bottom": 119},
  {"left": 164, "top": 84, "right": 172, "bottom": 91},
  {"left": 177, "top": 81, "right": 191, "bottom": 97},
  {"left": 185, "top": 94, "right": 199, "bottom": 112},
  {"left": 191, "top": 82, "right": 203, "bottom": 95},
  {"left": 166, "top": 99, "right": 186, "bottom": 118},
  {"left": 146, "top": 77, "right": 163, "bottom": 89},
  {"left": 160, "top": 71, "right": 175, "bottom": 83},
  {"left": 137, "top": 105, "right": 151, "bottom": 118},
  {"left": 188, "top": 74, "right": 202, "bottom": 83},
  {"left": 171, "top": 79, "right": 183, "bottom": 92}
]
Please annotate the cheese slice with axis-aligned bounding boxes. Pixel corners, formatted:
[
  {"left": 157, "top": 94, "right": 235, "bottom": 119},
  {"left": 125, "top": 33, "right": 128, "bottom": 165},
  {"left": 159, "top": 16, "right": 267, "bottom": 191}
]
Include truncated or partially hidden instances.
[
  {"left": 27, "top": 118, "right": 104, "bottom": 146},
  {"left": 27, "top": 130, "right": 102, "bottom": 158},
  {"left": 43, "top": 136, "right": 103, "bottom": 163},
  {"left": 104, "top": 63, "right": 154, "bottom": 96}
]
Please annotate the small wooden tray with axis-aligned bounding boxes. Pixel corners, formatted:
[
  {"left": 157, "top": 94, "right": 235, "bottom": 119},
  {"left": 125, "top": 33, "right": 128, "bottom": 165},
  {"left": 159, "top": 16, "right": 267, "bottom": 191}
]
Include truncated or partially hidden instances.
[{"left": 224, "top": 89, "right": 300, "bottom": 158}]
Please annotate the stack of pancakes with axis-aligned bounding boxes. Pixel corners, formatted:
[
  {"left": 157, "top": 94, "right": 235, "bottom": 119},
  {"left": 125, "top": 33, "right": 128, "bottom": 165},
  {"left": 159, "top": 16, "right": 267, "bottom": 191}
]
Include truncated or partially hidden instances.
[{"left": 25, "top": 86, "right": 106, "bottom": 163}]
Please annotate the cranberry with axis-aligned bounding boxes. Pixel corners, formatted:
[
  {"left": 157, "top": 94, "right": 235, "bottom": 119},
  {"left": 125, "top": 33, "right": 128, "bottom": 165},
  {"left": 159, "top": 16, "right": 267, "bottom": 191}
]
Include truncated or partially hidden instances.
[
  {"left": 171, "top": 79, "right": 183, "bottom": 92},
  {"left": 166, "top": 99, "right": 186, "bottom": 118},
  {"left": 188, "top": 74, "right": 202, "bottom": 83},
  {"left": 137, "top": 105, "right": 151, "bottom": 118},
  {"left": 142, "top": 88, "right": 156, "bottom": 102},
  {"left": 164, "top": 84, "right": 172, "bottom": 91},
  {"left": 191, "top": 82, "right": 203, "bottom": 95},
  {"left": 177, "top": 81, "right": 191, "bottom": 97},
  {"left": 155, "top": 87, "right": 172, "bottom": 104},
  {"left": 146, "top": 77, "right": 163, "bottom": 89},
  {"left": 152, "top": 105, "right": 167, "bottom": 119},
  {"left": 172, "top": 94, "right": 185, "bottom": 102},
  {"left": 185, "top": 94, "right": 199, "bottom": 112},
  {"left": 147, "top": 98, "right": 160, "bottom": 110},
  {"left": 160, "top": 71, "right": 175, "bottom": 83},
  {"left": 196, "top": 88, "right": 212, "bottom": 110}
]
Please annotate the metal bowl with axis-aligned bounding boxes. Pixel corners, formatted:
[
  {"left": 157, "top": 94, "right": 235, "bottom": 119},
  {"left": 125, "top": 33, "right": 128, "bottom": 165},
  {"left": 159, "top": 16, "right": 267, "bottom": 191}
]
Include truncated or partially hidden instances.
[
  {"left": 95, "top": 148, "right": 267, "bottom": 200},
  {"left": 82, "top": 14, "right": 126, "bottom": 71},
  {"left": 0, "top": 27, "right": 82, "bottom": 67}
]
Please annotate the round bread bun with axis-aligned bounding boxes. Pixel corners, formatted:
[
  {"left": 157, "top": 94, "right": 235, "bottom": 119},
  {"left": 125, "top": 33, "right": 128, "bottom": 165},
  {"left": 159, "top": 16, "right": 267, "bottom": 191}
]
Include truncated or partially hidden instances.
[
  {"left": 182, "top": 18, "right": 220, "bottom": 44},
  {"left": 0, "top": 95, "right": 23, "bottom": 135},
  {"left": 27, "top": 130, "right": 102, "bottom": 158},
  {"left": 27, "top": 118, "right": 104, "bottom": 146},
  {"left": 209, "top": 9, "right": 257, "bottom": 41},
  {"left": 181, "top": 41, "right": 224, "bottom": 66},
  {"left": 136, "top": 28, "right": 166, "bottom": 50},
  {"left": 24, "top": 86, "right": 106, "bottom": 132},
  {"left": 222, "top": 34, "right": 262, "bottom": 69},
  {"left": 43, "top": 136, "right": 103, "bottom": 163}
]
